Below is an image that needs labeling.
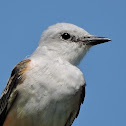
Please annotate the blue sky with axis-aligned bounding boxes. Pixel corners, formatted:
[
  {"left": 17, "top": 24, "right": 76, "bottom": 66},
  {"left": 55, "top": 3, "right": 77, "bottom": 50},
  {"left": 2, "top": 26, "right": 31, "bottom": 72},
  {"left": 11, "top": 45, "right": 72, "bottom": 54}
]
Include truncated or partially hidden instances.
[{"left": 0, "top": 0, "right": 125, "bottom": 126}]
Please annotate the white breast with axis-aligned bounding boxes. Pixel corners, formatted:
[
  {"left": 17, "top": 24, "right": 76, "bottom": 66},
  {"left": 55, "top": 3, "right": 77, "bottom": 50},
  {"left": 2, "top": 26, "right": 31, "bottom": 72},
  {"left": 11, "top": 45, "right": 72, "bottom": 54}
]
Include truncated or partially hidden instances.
[{"left": 11, "top": 57, "right": 85, "bottom": 126}]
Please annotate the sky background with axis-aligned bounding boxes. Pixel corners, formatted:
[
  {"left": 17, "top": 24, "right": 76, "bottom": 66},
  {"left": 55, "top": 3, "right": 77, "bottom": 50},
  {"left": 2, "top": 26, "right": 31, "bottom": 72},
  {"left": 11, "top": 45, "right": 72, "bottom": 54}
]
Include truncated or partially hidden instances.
[{"left": 0, "top": 0, "right": 125, "bottom": 126}]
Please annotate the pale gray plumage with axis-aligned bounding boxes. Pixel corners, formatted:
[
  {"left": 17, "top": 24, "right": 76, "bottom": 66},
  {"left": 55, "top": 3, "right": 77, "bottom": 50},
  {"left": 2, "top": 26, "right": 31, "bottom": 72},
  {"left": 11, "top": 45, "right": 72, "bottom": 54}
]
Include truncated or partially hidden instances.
[{"left": 0, "top": 23, "right": 110, "bottom": 126}]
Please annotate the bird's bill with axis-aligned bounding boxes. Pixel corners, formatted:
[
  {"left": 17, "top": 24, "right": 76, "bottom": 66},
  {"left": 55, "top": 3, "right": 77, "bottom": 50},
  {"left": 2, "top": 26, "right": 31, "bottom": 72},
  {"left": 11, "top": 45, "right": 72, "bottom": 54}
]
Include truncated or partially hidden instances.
[{"left": 82, "top": 36, "right": 111, "bottom": 45}]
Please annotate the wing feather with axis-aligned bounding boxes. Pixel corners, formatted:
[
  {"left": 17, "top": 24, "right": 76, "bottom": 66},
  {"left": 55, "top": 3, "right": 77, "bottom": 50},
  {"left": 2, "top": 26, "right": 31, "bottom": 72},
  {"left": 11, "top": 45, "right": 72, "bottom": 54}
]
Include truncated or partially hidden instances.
[
  {"left": 0, "top": 59, "right": 31, "bottom": 126},
  {"left": 65, "top": 84, "right": 86, "bottom": 126}
]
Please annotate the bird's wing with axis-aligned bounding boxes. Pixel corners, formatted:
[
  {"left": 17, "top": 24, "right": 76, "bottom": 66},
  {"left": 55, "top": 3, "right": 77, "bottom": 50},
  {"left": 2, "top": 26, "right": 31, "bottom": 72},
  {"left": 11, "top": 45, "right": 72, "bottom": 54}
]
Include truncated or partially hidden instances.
[
  {"left": 65, "top": 84, "right": 86, "bottom": 126},
  {"left": 0, "top": 59, "right": 31, "bottom": 126}
]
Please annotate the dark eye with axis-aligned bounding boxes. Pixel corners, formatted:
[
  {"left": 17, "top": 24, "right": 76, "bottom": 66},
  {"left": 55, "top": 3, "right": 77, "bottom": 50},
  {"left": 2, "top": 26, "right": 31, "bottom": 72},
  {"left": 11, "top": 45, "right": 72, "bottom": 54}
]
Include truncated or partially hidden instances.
[{"left": 61, "top": 33, "right": 71, "bottom": 40}]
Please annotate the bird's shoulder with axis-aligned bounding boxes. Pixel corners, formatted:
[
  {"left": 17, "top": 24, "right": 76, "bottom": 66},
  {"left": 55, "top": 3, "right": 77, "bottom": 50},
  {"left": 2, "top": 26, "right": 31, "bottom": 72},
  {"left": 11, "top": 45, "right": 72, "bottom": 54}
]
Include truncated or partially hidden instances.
[{"left": 0, "top": 59, "right": 31, "bottom": 126}]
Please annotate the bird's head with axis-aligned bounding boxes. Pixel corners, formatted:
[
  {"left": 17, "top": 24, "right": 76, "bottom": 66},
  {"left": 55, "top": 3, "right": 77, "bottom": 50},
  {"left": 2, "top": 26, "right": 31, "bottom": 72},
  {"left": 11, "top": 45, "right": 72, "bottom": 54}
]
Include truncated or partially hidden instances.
[{"left": 36, "top": 23, "right": 111, "bottom": 65}]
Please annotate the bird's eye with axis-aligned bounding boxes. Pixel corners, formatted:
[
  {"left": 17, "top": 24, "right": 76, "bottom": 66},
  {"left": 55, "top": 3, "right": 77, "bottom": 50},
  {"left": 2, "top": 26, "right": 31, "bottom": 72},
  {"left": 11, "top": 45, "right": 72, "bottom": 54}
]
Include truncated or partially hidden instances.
[{"left": 61, "top": 33, "right": 71, "bottom": 40}]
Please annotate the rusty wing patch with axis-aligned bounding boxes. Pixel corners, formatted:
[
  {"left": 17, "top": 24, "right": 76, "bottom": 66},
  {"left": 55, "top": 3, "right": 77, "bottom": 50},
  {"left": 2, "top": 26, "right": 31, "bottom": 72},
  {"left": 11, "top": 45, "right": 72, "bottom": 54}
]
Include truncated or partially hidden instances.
[{"left": 0, "top": 59, "right": 31, "bottom": 126}]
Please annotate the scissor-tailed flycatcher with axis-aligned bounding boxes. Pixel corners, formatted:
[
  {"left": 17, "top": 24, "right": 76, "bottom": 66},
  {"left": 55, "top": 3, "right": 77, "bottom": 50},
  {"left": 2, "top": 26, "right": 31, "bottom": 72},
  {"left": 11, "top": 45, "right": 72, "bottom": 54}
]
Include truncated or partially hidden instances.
[{"left": 0, "top": 23, "right": 111, "bottom": 126}]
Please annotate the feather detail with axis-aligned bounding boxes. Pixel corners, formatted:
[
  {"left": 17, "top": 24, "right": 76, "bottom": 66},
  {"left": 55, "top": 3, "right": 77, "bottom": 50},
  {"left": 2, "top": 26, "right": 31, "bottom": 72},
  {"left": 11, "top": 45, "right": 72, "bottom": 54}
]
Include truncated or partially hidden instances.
[{"left": 0, "top": 59, "right": 31, "bottom": 126}]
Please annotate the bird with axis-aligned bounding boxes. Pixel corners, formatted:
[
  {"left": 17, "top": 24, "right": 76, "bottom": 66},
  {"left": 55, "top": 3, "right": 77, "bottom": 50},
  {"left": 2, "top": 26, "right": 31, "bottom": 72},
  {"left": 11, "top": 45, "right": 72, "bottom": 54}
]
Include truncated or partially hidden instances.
[{"left": 0, "top": 23, "right": 111, "bottom": 126}]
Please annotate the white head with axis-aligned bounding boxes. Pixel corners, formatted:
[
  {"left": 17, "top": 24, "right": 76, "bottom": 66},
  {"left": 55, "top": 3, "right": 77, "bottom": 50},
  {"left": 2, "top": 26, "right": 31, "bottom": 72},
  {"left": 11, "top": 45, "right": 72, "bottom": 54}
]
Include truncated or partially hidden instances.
[{"left": 32, "top": 23, "right": 111, "bottom": 65}]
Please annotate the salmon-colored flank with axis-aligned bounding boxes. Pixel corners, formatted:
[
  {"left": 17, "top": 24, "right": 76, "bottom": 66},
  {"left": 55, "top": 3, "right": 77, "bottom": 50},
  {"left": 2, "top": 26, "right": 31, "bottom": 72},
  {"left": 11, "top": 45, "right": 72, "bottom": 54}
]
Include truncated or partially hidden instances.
[
  {"left": 3, "top": 115, "right": 17, "bottom": 126},
  {"left": 3, "top": 116, "right": 10, "bottom": 126},
  {"left": 3, "top": 59, "right": 31, "bottom": 126}
]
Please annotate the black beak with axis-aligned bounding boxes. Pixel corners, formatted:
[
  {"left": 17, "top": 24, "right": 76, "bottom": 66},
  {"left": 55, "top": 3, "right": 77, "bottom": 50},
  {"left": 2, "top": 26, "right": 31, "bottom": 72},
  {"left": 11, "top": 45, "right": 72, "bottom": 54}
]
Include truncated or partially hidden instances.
[{"left": 82, "top": 36, "right": 111, "bottom": 45}]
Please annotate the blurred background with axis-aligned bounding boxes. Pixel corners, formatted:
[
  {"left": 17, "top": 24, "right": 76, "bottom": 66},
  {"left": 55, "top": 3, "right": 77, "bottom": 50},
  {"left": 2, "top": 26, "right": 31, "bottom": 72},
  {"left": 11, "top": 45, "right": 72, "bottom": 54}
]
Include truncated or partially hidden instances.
[{"left": 0, "top": 0, "right": 125, "bottom": 126}]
